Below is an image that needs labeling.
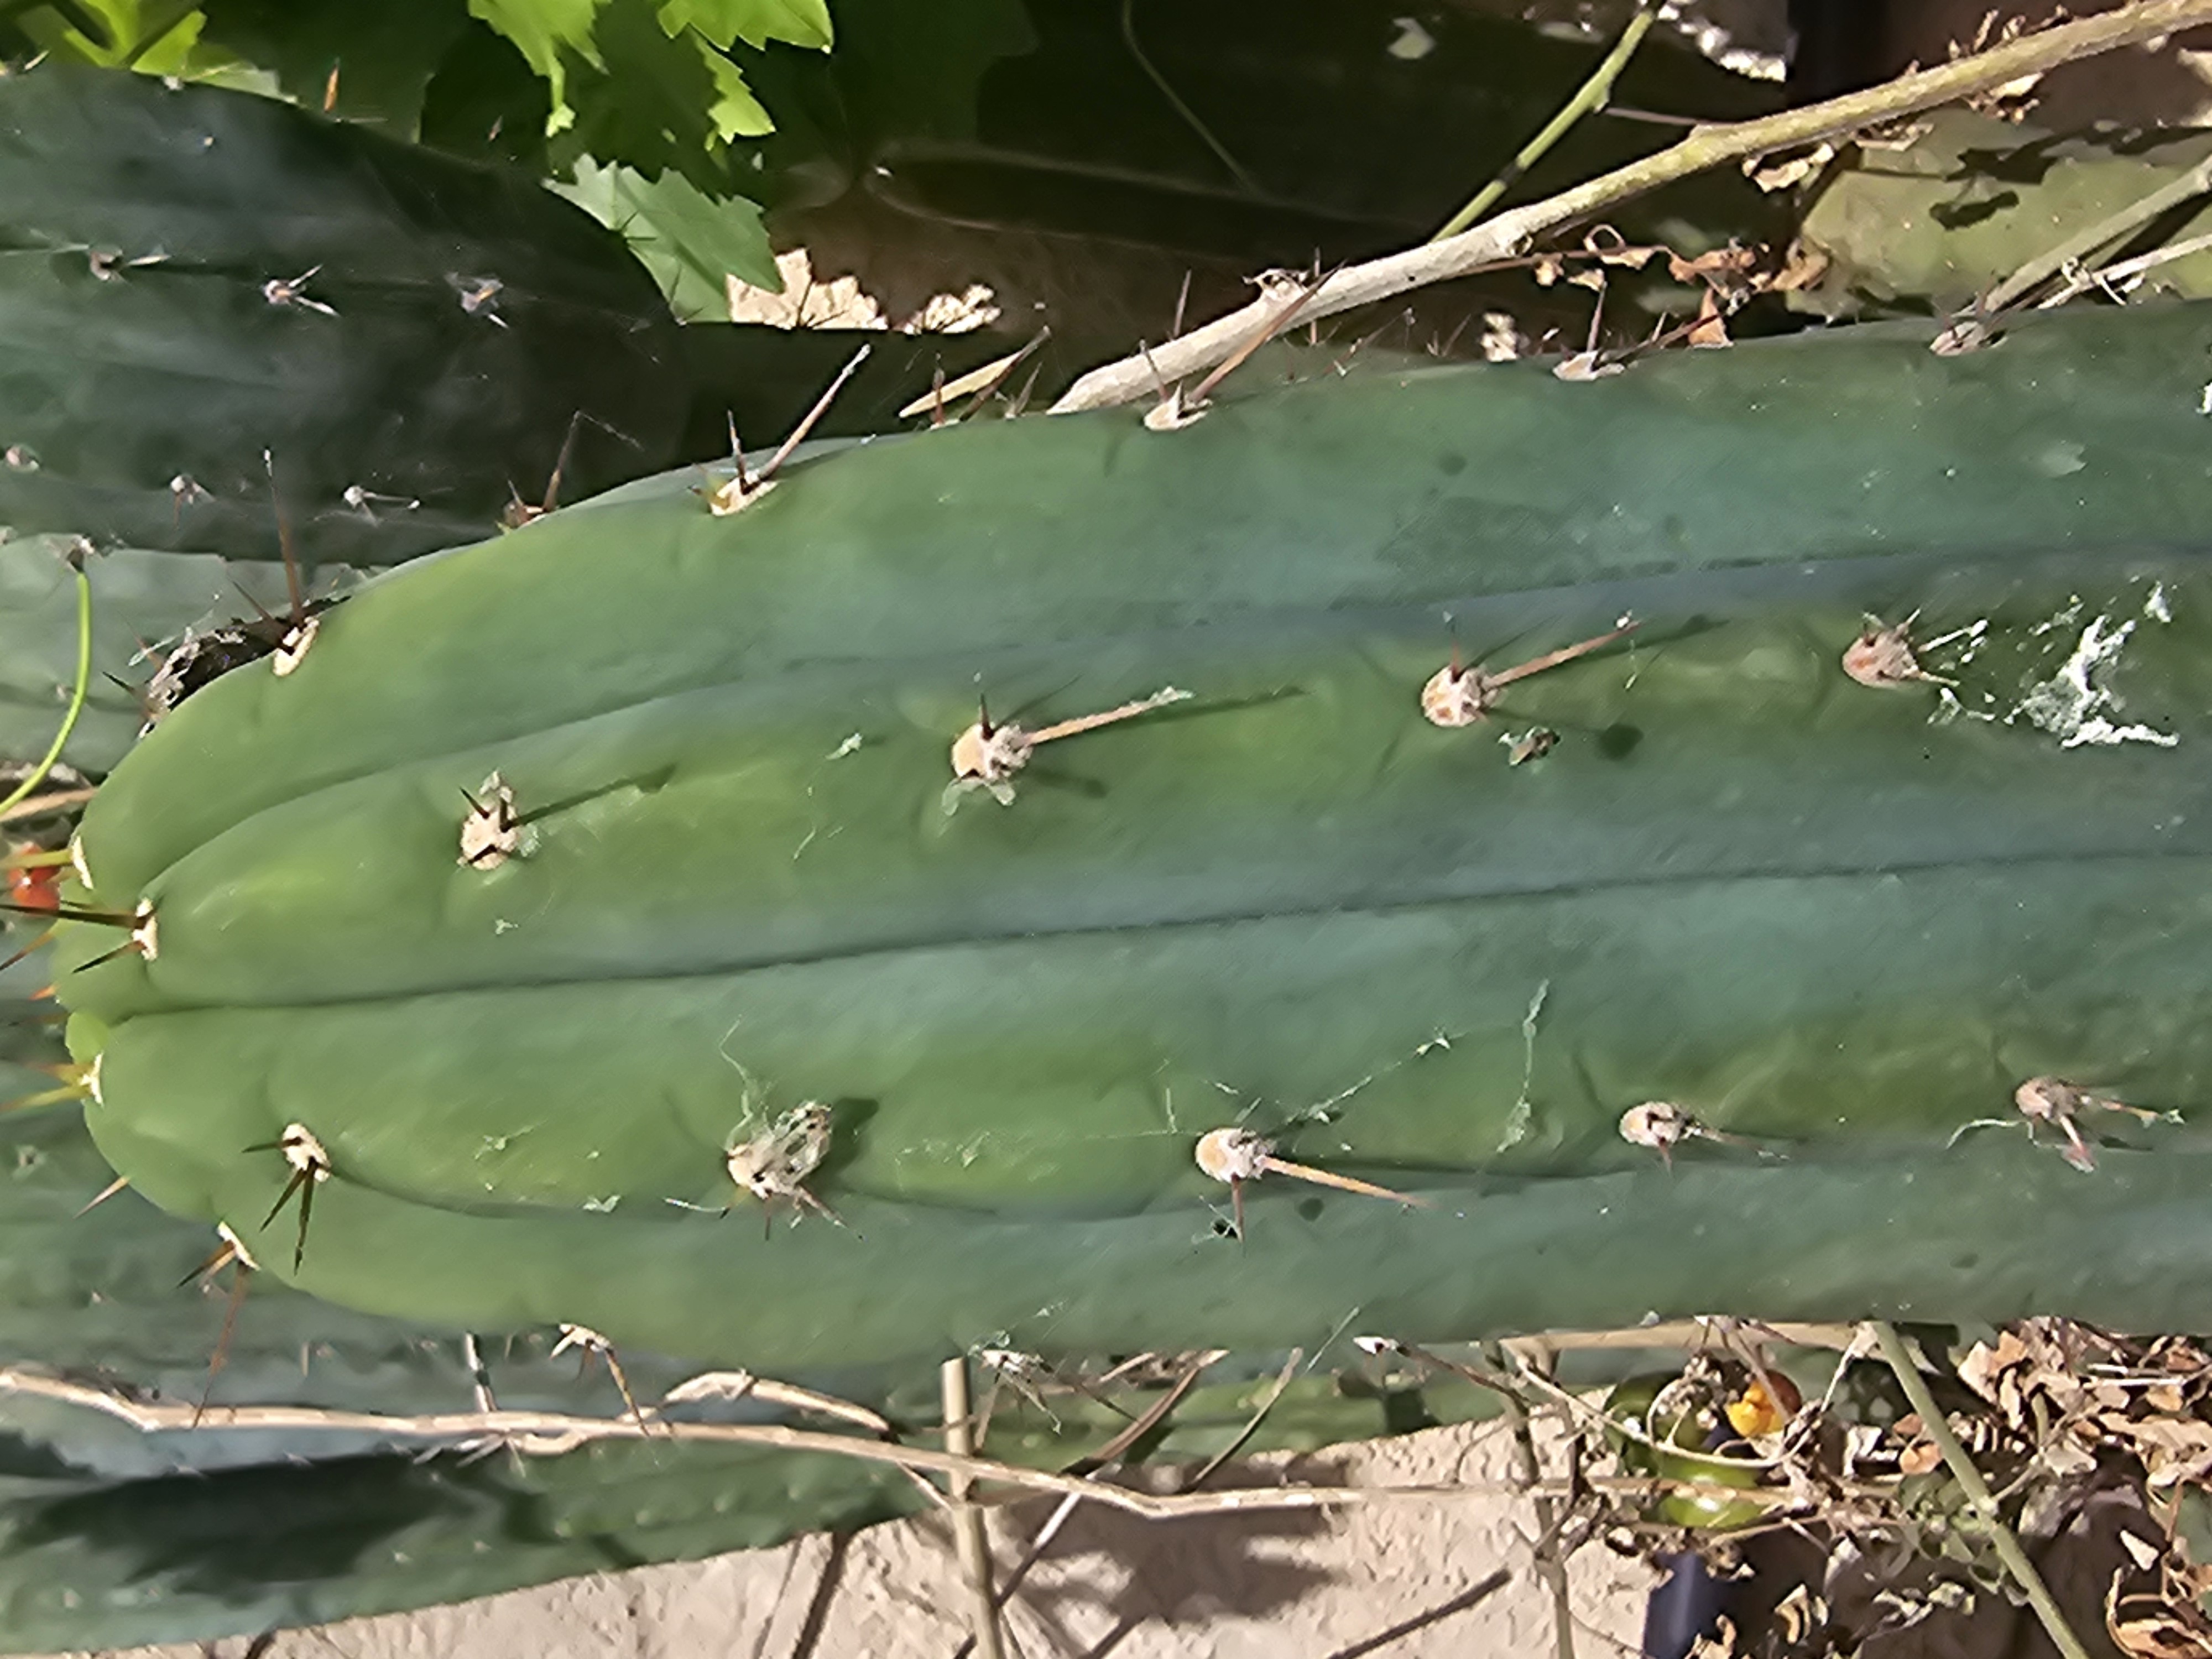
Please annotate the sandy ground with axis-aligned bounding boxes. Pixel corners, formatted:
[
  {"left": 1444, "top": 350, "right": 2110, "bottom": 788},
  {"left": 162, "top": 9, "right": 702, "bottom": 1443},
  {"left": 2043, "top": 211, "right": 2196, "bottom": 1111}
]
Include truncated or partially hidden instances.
[{"left": 61, "top": 1416, "right": 1660, "bottom": 1659}]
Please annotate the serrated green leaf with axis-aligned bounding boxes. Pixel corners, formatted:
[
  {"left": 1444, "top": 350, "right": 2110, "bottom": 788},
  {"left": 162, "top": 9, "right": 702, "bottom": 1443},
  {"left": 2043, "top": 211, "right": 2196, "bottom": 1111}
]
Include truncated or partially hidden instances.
[
  {"left": 695, "top": 31, "right": 770, "bottom": 138},
  {"left": 467, "top": 0, "right": 604, "bottom": 74},
  {"left": 550, "top": 0, "right": 775, "bottom": 179},
  {"left": 656, "top": 0, "right": 830, "bottom": 52},
  {"left": 555, "top": 155, "right": 776, "bottom": 317},
  {"left": 14, "top": 0, "right": 205, "bottom": 68},
  {"left": 469, "top": 0, "right": 602, "bottom": 130}
]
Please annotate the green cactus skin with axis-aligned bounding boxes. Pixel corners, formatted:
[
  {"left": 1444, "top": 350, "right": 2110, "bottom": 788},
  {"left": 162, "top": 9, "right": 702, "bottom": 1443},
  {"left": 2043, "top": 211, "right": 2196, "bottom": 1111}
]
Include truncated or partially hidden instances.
[
  {"left": 0, "top": 64, "right": 1017, "bottom": 570},
  {"left": 0, "top": 1105, "right": 911, "bottom": 1649},
  {"left": 0, "top": 62, "right": 691, "bottom": 565},
  {"left": 0, "top": 1106, "right": 1489, "bottom": 1652},
  {"left": 54, "top": 301, "right": 2212, "bottom": 1375}
]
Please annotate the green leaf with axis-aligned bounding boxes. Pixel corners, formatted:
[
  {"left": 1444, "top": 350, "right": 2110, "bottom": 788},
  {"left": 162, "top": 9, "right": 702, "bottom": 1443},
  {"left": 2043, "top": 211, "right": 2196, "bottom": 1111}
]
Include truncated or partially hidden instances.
[
  {"left": 656, "top": 0, "right": 831, "bottom": 52},
  {"left": 549, "top": 0, "right": 769, "bottom": 177},
  {"left": 695, "top": 30, "right": 770, "bottom": 138},
  {"left": 468, "top": 0, "right": 602, "bottom": 129},
  {"left": 467, "top": 0, "right": 604, "bottom": 75},
  {"left": 555, "top": 155, "right": 777, "bottom": 318},
  {"left": 13, "top": 0, "right": 205, "bottom": 67}
]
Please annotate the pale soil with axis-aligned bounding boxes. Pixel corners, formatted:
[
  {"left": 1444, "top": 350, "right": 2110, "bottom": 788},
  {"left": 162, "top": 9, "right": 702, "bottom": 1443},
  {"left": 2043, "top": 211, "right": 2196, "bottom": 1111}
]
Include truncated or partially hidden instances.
[{"left": 64, "top": 1416, "right": 1661, "bottom": 1659}]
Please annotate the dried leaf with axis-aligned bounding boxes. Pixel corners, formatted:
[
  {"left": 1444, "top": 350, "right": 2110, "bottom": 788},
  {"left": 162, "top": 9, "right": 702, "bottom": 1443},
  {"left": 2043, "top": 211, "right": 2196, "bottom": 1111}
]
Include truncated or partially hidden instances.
[
  {"left": 2042, "top": 1434, "right": 2098, "bottom": 1478},
  {"left": 1666, "top": 246, "right": 1760, "bottom": 284},
  {"left": 1844, "top": 1422, "right": 1885, "bottom": 1477},
  {"left": 1930, "top": 317, "right": 1998, "bottom": 357},
  {"left": 1687, "top": 289, "right": 1731, "bottom": 349},
  {"left": 1746, "top": 142, "right": 1835, "bottom": 193},
  {"left": 1478, "top": 312, "right": 1524, "bottom": 363},
  {"left": 1959, "top": 1340, "right": 2005, "bottom": 1403},
  {"left": 1583, "top": 228, "right": 1662, "bottom": 270},
  {"left": 1143, "top": 389, "right": 1207, "bottom": 432},
  {"left": 1771, "top": 239, "right": 1832, "bottom": 294},
  {"left": 1774, "top": 1584, "right": 1824, "bottom": 1644},
  {"left": 1552, "top": 352, "right": 1624, "bottom": 383},
  {"left": 2109, "top": 1575, "right": 2212, "bottom": 1659},
  {"left": 2159, "top": 1340, "right": 2209, "bottom": 1374},
  {"left": 1900, "top": 1440, "right": 1943, "bottom": 1476},
  {"left": 2110, "top": 1420, "right": 2212, "bottom": 1455}
]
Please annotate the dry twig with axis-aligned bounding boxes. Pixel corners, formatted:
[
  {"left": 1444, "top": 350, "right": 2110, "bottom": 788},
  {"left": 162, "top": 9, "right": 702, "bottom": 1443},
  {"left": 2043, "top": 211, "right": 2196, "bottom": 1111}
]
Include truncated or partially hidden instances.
[
  {"left": 0, "top": 1364, "right": 1495, "bottom": 1522},
  {"left": 941, "top": 1357, "right": 1005, "bottom": 1659},
  {"left": 1051, "top": 0, "right": 2212, "bottom": 414},
  {"left": 1987, "top": 153, "right": 2212, "bottom": 312}
]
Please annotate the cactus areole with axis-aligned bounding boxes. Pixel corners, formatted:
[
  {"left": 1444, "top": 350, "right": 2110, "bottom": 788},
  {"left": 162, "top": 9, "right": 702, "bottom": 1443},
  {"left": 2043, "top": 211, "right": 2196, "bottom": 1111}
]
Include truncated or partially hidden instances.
[{"left": 55, "top": 304, "right": 2212, "bottom": 1373}]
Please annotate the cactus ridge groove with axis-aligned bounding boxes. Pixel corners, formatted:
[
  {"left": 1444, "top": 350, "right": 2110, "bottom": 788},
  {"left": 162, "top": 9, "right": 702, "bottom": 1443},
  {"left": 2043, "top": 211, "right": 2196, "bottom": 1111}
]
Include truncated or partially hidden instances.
[{"left": 51, "top": 300, "right": 2212, "bottom": 1372}]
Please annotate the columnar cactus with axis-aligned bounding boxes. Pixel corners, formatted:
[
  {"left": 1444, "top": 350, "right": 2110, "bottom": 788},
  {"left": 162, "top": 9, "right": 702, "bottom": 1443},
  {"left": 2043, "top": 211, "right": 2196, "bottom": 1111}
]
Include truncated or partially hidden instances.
[
  {"left": 54, "top": 301, "right": 2212, "bottom": 1375},
  {"left": 0, "top": 63, "right": 688, "bottom": 565},
  {"left": 0, "top": 64, "right": 1001, "bottom": 568},
  {"left": 0, "top": 1105, "right": 1479, "bottom": 1649}
]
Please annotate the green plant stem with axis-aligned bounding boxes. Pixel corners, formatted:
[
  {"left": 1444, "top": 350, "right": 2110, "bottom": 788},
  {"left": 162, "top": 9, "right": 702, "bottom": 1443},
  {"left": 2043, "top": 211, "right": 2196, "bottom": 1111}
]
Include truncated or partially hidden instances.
[
  {"left": 0, "top": 557, "right": 92, "bottom": 820},
  {"left": 1434, "top": 1, "right": 1658, "bottom": 241},
  {"left": 1054, "top": 0, "right": 2212, "bottom": 413},
  {"left": 1868, "top": 1322, "right": 2089, "bottom": 1659}
]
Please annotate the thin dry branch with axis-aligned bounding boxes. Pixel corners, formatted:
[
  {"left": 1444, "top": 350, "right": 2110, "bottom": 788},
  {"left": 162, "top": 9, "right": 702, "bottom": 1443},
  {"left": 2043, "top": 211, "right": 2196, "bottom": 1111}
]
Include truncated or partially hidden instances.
[
  {"left": 0, "top": 1365, "right": 1496, "bottom": 1522},
  {"left": 1386, "top": 1338, "right": 1777, "bottom": 1473},
  {"left": 0, "top": 786, "right": 95, "bottom": 825},
  {"left": 1062, "top": 1349, "right": 1224, "bottom": 1475},
  {"left": 2041, "top": 226, "right": 2212, "bottom": 305},
  {"left": 1489, "top": 1342, "right": 1577, "bottom": 1659},
  {"left": 1050, "top": 0, "right": 2212, "bottom": 414},
  {"left": 1987, "top": 152, "right": 2212, "bottom": 311},
  {"left": 942, "top": 1357, "right": 1006, "bottom": 1659}
]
